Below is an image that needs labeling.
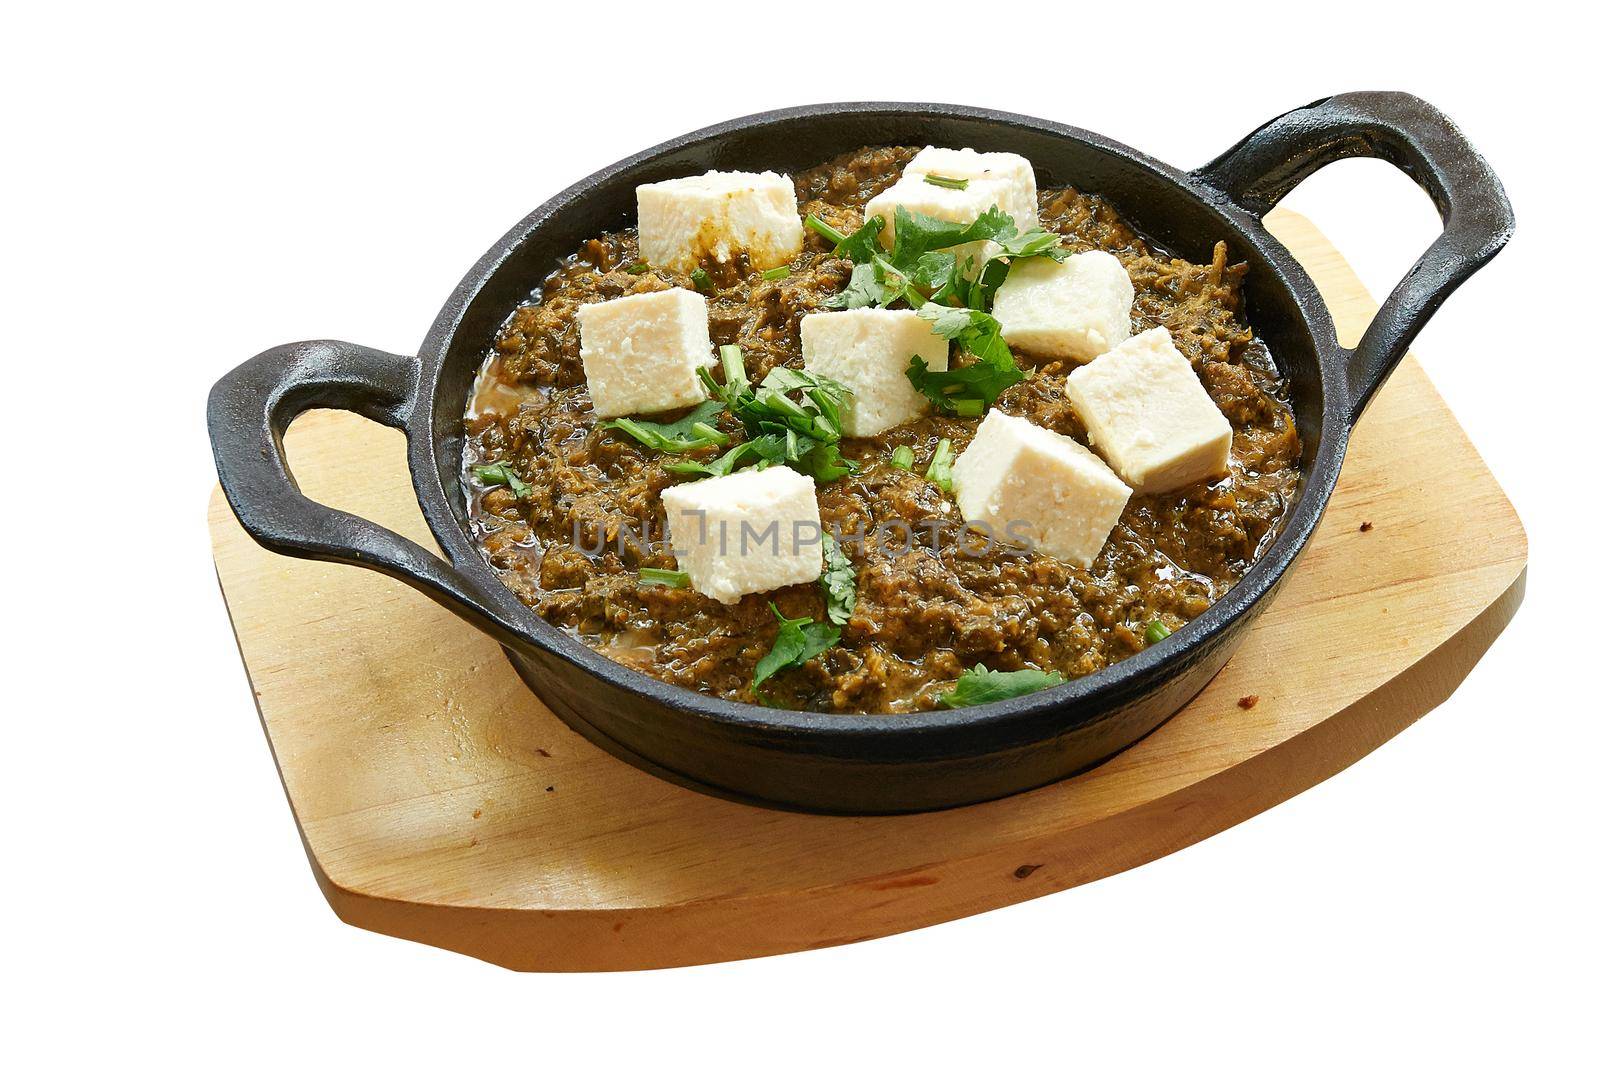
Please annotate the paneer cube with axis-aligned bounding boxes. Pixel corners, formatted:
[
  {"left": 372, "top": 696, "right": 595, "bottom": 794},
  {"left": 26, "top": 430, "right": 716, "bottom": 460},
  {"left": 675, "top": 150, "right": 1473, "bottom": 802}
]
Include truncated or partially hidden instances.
[
  {"left": 991, "top": 250, "right": 1134, "bottom": 362},
  {"left": 576, "top": 288, "right": 714, "bottom": 418},
  {"left": 901, "top": 147, "right": 1038, "bottom": 230},
  {"left": 661, "top": 466, "right": 825, "bottom": 605},
  {"left": 950, "top": 408, "right": 1131, "bottom": 567},
  {"left": 864, "top": 146, "right": 1039, "bottom": 264},
  {"left": 800, "top": 308, "right": 950, "bottom": 437},
  {"left": 636, "top": 170, "right": 804, "bottom": 273},
  {"left": 1065, "top": 327, "right": 1233, "bottom": 494}
]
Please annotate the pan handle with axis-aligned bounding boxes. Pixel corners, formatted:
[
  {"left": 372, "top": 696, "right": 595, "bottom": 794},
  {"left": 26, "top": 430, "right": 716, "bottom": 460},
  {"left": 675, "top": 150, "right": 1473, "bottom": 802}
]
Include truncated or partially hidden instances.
[
  {"left": 1193, "top": 91, "right": 1513, "bottom": 422},
  {"left": 207, "top": 340, "right": 530, "bottom": 646}
]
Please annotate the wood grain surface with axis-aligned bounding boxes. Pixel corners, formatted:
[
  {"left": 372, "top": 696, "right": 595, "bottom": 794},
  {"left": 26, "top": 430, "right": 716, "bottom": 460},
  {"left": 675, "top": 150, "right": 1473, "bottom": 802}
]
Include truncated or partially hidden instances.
[{"left": 209, "top": 211, "right": 1527, "bottom": 970}]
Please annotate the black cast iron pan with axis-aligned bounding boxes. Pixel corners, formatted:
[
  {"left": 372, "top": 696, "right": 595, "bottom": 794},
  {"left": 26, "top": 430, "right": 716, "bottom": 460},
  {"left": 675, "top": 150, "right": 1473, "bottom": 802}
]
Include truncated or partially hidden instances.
[{"left": 208, "top": 92, "right": 1511, "bottom": 813}]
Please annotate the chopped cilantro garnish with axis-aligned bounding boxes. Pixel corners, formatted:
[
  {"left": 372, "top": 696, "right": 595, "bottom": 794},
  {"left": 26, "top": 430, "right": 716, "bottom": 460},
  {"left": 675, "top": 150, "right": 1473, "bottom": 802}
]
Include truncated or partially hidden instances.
[
  {"left": 806, "top": 213, "right": 886, "bottom": 265},
  {"left": 923, "top": 173, "right": 969, "bottom": 190},
  {"left": 601, "top": 399, "right": 728, "bottom": 453},
  {"left": 761, "top": 265, "right": 791, "bottom": 281},
  {"left": 666, "top": 346, "right": 857, "bottom": 483},
  {"left": 905, "top": 305, "right": 1028, "bottom": 416},
  {"left": 820, "top": 204, "right": 1068, "bottom": 313},
  {"left": 752, "top": 604, "right": 840, "bottom": 690},
  {"left": 689, "top": 268, "right": 714, "bottom": 293},
  {"left": 664, "top": 436, "right": 782, "bottom": 479},
  {"left": 820, "top": 533, "right": 857, "bottom": 625},
  {"left": 624, "top": 262, "right": 651, "bottom": 274},
  {"left": 939, "top": 664, "right": 1066, "bottom": 708},
  {"left": 808, "top": 204, "right": 1064, "bottom": 416},
  {"left": 471, "top": 460, "right": 533, "bottom": 500},
  {"left": 638, "top": 568, "right": 691, "bottom": 588}
]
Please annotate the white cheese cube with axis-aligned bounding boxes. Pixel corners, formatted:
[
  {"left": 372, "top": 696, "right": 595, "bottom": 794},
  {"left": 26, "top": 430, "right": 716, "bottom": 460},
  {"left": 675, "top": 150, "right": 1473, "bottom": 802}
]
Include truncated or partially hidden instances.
[
  {"left": 991, "top": 250, "right": 1134, "bottom": 362},
  {"left": 636, "top": 170, "right": 804, "bottom": 273},
  {"left": 901, "top": 147, "right": 1038, "bottom": 230},
  {"left": 863, "top": 146, "right": 1040, "bottom": 266},
  {"left": 661, "top": 466, "right": 825, "bottom": 605},
  {"left": 1065, "top": 327, "right": 1233, "bottom": 494},
  {"left": 576, "top": 288, "right": 714, "bottom": 418},
  {"left": 800, "top": 309, "right": 949, "bottom": 437},
  {"left": 951, "top": 409, "right": 1131, "bottom": 567}
]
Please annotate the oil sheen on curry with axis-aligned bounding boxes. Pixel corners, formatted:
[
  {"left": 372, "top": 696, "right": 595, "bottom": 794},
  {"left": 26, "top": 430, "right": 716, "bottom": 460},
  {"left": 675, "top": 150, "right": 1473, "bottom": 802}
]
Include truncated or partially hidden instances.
[{"left": 464, "top": 146, "right": 1301, "bottom": 714}]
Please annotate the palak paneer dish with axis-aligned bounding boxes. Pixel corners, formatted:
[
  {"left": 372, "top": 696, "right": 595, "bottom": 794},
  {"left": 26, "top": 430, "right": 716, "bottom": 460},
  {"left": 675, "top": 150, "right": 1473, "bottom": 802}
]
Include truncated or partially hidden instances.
[{"left": 463, "top": 145, "right": 1300, "bottom": 713}]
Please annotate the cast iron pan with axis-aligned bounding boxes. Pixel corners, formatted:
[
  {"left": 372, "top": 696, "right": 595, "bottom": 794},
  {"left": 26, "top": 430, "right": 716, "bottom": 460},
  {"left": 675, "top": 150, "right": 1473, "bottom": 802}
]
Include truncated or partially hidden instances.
[{"left": 208, "top": 93, "right": 1512, "bottom": 813}]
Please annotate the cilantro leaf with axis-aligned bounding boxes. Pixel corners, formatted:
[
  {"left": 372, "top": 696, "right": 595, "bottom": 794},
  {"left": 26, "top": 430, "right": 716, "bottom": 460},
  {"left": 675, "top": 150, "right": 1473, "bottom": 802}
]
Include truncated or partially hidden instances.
[
  {"left": 891, "top": 204, "right": 1003, "bottom": 262},
  {"left": 601, "top": 399, "right": 728, "bottom": 453},
  {"left": 664, "top": 435, "right": 781, "bottom": 478},
  {"left": 792, "top": 436, "right": 855, "bottom": 482},
  {"left": 827, "top": 259, "right": 891, "bottom": 309},
  {"left": 918, "top": 304, "right": 1009, "bottom": 360},
  {"left": 938, "top": 664, "right": 1066, "bottom": 708},
  {"left": 820, "top": 533, "right": 857, "bottom": 625},
  {"left": 962, "top": 257, "right": 1014, "bottom": 313},
  {"left": 911, "top": 251, "right": 976, "bottom": 305},
  {"left": 833, "top": 214, "right": 888, "bottom": 264},
  {"left": 894, "top": 204, "right": 1068, "bottom": 264},
  {"left": 752, "top": 604, "right": 841, "bottom": 690},
  {"left": 906, "top": 305, "right": 1028, "bottom": 415},
  {"left": 805, "top": 212, "right": 886, "bottom": 265},
  {"left": 907, "top": 356, "right": 1018, "bottom": 417},
  {"left": 995, "top": 227, "right": 1070, "bottom": 260},
  {"left": 471, "top": 460, "right": 533, "bottom": 500},
  {"left": 826, "top": 252, "right": 928, "bottom": 310}
]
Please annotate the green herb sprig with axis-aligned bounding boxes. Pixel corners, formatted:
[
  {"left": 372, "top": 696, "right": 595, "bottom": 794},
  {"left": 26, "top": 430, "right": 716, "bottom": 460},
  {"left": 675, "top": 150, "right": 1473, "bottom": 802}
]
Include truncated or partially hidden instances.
[
  {"left": 938, "top": 664, "right": 1066, "bottom": 708},
  {"left": 820, "top": 533, "right": 857, "bottom": 625},
  {"left": 752, "top": 604, "right": 841, "bottom": 690},
  {"left": 815, "top": 204, "right": 1068, "bottom": 313},
  {"left": 805, "top": 213, "right": 885, "bottom": 264},
  {"left": 666, "top": 346, "right": 857, "bottom": 483},
  {"left": 907, "top": 305, "right": 1028, "bottom": 416},
  {"left": 638, "top": 568, "right": 691, "bottom": 588},
  {"left": 601, "top": 399, "right": 729, "bottom": 453},
  {"left": 471, "top": 460, "right": 533, "bottom": 500}
]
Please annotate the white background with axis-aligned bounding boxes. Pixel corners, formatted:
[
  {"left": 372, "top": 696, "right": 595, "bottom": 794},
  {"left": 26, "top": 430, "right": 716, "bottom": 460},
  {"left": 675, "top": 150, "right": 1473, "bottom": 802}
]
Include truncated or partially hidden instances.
[{"left": 6, "top": 2, "right": 1593, "bottom": 1062}]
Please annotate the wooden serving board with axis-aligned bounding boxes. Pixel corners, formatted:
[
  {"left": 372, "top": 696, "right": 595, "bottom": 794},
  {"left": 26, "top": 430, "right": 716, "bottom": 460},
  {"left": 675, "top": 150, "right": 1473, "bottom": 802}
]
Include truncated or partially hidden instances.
[{"left": 209, "top": 212, "right": 1526, "bottom": 971}]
